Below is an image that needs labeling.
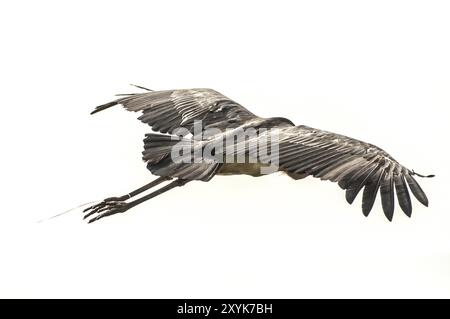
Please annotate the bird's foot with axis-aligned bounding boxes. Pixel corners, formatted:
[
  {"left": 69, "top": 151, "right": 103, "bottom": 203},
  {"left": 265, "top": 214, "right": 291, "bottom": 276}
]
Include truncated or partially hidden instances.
[
  {"left": 83, "top": 195, "right": 129, "bottom": 215},
  {"left": 83, "top": 199, "right": 130, "bottom": 223}
]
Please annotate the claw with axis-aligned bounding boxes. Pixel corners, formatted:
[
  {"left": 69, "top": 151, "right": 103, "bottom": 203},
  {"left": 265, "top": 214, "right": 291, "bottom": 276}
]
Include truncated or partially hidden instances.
[
  {"left": 83, "top": 205, "right": 95, "bottom": 213},
  {"left": 88, "top": 207, "right": 125, "bottom": 223},
  {"left": 83, "top": 202, "right": 104, "bottom": 213},
  {"left": 83, "top": 203, "right": 107, "bottom": 219},
  {"left": 83, "top": 211, "right": 94, "bottom": 220},
  {"left": 82, "top": 195, "right": 130, "bottom": 214},
  {"left": 87, "top": 216, "right": 100, "bottom": 223},
  {"left": 88, "top": 216, "right": 100, "bottom": 224},
  {"left": 93, "top": 203, "right": 116, "bottom": 215},
  {"left": 84, "top": 201, "right": 129, "bottom": 223},
  {"left": 83, "top": 207, "right": 100, "bottom": 219}
]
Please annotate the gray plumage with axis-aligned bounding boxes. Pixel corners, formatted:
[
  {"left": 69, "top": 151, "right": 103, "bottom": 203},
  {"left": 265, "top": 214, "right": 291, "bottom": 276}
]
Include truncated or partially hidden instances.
[{"left": 86, "top": 87, "right": 433, "bottom": 222}]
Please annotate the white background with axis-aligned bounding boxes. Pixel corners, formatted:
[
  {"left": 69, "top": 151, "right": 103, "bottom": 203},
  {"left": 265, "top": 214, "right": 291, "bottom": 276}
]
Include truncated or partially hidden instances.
[{"left": 1, "top": 0, "right": 449, "bottom": 298}]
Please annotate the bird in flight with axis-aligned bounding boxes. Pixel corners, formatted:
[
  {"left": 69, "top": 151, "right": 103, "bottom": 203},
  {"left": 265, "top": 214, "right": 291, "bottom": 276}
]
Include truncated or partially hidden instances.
[{"left": 83, "top": 86, "right": 433, "bottom": 223}]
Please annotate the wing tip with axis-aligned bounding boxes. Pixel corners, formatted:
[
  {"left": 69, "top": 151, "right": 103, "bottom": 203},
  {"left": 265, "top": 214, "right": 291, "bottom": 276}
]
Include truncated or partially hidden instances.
[
  {"left": 362, "top": 207, "right": 371, "bottom": 217},
  {"left": 90, "top": 100, "right": 120, "bottom": 115}
]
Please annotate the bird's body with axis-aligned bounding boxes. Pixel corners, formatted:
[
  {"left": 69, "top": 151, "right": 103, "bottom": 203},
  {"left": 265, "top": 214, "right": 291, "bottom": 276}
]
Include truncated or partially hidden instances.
[
  {"left": 84, "top": 87, "right": 433, "bottom": 223},
  {"left": 218, "top": 162, "right": 272, "bottom": 177}
]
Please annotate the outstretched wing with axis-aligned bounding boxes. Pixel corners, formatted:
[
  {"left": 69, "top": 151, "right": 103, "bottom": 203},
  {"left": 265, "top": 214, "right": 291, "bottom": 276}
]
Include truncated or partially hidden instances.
[
  {"left": 259, "top": 125, "right": 431, "bottom": 220},
  {"left": 91, "top": 88, "right": 258, "bottom": 134}
]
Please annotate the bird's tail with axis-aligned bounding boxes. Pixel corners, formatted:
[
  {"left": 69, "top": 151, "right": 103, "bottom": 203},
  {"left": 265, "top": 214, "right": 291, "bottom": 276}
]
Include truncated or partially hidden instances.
[
  {"left": 143, "top": 134, "right": 220, "bottom": 182},
  {"left": 142, "top": 133, "right": 193, "bottom": 164}
]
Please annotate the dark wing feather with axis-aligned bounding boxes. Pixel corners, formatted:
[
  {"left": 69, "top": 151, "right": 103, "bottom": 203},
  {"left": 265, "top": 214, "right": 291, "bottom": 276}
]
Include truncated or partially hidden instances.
[
  {"left": 92, "top": 88, "right": 257, "bottom": 134},
  {"left": 362, "top": 169, "right": 384, "bottom": 216},
  {"left": 345, "top": 162, "right": 380, "bottom": 204},
  {"left": 264, "top": 125, "right": 430, "bottom": 221},
  {"left": 394, "top": 174, "right": 412, "bottom": 217},
  {"left": 404, "top": 174, "right": 429, "bottom": 207},
  {"left": 380, "top": 169, "right": 395, "bottom": 221}
]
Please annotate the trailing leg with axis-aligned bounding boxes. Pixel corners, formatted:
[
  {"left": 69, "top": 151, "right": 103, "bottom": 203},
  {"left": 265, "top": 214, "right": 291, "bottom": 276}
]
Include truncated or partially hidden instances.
[
  {"left": 86, "top": 178, "right": 190, "bottom": 223},
  {"left": 83, "top": 176, "right": 171, "bottom": 219}
]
